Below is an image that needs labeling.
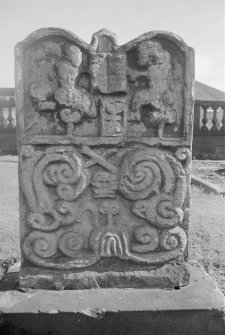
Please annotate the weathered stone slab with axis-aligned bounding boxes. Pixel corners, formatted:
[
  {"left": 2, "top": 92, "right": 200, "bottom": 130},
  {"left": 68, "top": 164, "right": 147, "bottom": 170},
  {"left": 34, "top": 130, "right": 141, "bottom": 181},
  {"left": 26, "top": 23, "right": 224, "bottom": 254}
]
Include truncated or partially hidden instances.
[
  {"left": 15, "top": 28, "right": 194, "bottom": 289},
  {"left": 0, "top": 263, "right": 224, "bottom": 335},
  {"left": 19, "top": 262, "right": 190, "bottom": 290}
]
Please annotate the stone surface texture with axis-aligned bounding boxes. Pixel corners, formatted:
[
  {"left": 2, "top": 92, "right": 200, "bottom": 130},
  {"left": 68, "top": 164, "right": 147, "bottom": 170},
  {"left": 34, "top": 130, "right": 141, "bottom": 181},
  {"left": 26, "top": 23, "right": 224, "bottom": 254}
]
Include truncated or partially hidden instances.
[{"left": 15, "top": 28, "right": 194, "bottom": 289}]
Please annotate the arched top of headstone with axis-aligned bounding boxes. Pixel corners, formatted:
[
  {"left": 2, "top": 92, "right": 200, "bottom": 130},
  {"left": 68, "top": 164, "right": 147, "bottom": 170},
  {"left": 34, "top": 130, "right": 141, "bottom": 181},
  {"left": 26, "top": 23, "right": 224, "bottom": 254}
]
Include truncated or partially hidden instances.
[
  {"left": 121, "top": 30, "right": 190, "bottom": 52},
  {"left": 18, "top": 27, "right": 90, "bottom": 50},
  {"left": 16, "top": 27, "right": 192, "bottom": 55}
]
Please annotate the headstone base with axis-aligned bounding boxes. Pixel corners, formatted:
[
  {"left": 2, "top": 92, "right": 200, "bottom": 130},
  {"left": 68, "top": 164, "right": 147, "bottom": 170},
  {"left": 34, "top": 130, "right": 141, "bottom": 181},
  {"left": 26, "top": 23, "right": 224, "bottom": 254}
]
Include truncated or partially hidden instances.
[
  {"left": 19, "top": 262, "right": 190, "bottom": 290},
  {"left": 0, "top": 263, "right": 224, "bottom": 335}
]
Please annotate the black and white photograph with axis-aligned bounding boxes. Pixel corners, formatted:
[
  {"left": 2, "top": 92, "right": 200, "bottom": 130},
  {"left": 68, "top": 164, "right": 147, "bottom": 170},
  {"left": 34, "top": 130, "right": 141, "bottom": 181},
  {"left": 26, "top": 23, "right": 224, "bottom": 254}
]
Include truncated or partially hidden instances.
[{"left": 0, "top": 0, "right": 224, "bottom": 334}]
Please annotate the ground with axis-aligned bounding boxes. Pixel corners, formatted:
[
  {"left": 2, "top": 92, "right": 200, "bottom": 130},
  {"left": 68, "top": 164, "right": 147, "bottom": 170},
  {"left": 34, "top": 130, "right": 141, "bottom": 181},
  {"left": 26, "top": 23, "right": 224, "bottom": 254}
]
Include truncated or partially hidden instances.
[
  {"left": 189, "top": 185, "right": 225, "bottom": 294},
  {"left": 192, "top": 159, "right": 225, "bottom": 189},
  {"left": 0, "top": 156, "right": 224, "bottom": 294},
  {"left": 0, "top": 157, "right": 19, "bottom": 260}
]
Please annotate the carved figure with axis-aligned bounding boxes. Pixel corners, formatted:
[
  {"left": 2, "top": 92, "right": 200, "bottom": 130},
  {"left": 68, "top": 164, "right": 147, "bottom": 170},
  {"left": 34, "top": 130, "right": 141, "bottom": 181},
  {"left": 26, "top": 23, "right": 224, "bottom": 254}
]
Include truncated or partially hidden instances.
[
  {"left": 55, "top": 45, "right": 96, "bottom": 135},
  {"left": 30, "top": 80, "right": 57, "bottom": 111},
  {"left": 128, "top": 41, "right": 175, "bottom": 135}
]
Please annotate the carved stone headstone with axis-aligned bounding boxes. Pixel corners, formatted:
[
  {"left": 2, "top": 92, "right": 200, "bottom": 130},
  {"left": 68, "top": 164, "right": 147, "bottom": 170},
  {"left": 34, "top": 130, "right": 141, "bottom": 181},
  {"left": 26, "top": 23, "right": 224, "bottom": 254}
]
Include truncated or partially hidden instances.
[{"left": 15, "top": 28, "right": 194, "bottom": 289}]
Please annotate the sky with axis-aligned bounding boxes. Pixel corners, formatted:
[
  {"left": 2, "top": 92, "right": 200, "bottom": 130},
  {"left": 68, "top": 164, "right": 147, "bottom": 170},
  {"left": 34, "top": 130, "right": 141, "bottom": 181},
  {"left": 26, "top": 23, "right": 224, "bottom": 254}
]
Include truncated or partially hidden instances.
[{"left": 0, "top": 0, "right": 224, "bottom": 91}]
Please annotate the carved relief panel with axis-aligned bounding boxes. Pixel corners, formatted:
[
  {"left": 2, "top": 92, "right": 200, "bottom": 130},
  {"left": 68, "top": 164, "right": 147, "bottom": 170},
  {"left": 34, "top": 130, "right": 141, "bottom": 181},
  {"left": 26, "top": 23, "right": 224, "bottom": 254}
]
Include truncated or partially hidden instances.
[{"left": 15, "top": 28, "right": 194, "bottom": 289}]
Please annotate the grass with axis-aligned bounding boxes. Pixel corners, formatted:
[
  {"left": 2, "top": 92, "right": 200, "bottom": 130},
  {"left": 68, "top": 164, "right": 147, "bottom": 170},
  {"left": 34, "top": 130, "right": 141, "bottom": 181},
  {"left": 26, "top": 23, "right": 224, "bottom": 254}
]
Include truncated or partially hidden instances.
[
  {"left": 0, "top": 159, "right": 224, "bottom": 293},
  {"left": 189, "top": 185, "right": 225, "bottom": 294}
]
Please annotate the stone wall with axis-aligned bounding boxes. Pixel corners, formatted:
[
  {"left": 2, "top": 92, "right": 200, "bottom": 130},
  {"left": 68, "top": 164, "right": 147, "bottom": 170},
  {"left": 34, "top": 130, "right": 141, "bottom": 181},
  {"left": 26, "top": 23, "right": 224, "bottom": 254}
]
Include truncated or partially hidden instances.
[{"left": 193, "top": 135, "right": 225, "bottom": 160}]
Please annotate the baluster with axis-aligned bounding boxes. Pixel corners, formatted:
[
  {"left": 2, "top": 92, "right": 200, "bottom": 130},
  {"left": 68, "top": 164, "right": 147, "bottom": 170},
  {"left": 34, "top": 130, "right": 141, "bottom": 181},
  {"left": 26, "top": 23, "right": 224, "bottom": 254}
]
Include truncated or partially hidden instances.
[
  {"left": 211, "top": 106, "right": 219, "bottom": 132},
  {"left": 3, "top": 109, "right": 8, "bottom": 128},
  {"left": 194, "top": 104, "right": 201, "bottom": 132},
  {"left": 12, "top": 108, "right": 16, "bottom": 127},
  {"left": 201, "top": 106, "right": 209, "bottom": 131},
  {"left": 0, "top": 106, "right": 4, "bottom": 128},
  {"left": 221, "top": 107, "right": 225, "bottom": 132},
  {"left": 7, "top": 108, "right": 14, "bottom": 129}
]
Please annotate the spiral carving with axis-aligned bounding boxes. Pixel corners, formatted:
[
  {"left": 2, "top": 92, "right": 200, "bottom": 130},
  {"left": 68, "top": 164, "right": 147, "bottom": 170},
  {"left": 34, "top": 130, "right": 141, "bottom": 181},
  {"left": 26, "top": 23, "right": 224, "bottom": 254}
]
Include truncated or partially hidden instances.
[
  {"left": 56, "top": 183, "right": 83, "bottom": 201},
  {"left": 131, "top": 225, "right": 159, "bottom": 253},
  {"left": 27, "top": 201, "right": 75, "bottom": 231},
  {"left": 119, "top": 148, "right": 178, "bottom": 201},
  {"left": 176, "top": 148, "right": 191, "bottom": 171},
  {"left": 132, "top": 195, "right": 183, "bottom": 229},
  {"left": 119, "top": 157, "right": 161, "bottom": 200},
  {"left": 54, "top": 201, "right": 75, "bottom": 224},
  {"left": 42, "top": 161, "right": 80, "bottom": 186},
  {"left": 58, "top": 230, "right": 85, "bottom": 257},
  {"left": 23, "top": 231, "right": 57, "bottom": 260},
  {"left": 126, "top": 148, "right": 187, "bottom": 229},
  {"left": 21, "top": 145, "right": 34, "bottom": 159},
  {"left": 33, "top": 147, "right": 87, "bottom": 209},
  {"left": 22, "top": 229, "right": 99, "bottom": 269},
  {"left": 27, "top": 212, "right": 58, "bottom": 231},
  {"left": 159, "top": 226, "right": 187, "bottom": 251},
  {"left": 21, "top": 144, "right": 190, "bottom": 269},
  {"left": 23, "top": 147, "right": 88, "bottom": 232}
]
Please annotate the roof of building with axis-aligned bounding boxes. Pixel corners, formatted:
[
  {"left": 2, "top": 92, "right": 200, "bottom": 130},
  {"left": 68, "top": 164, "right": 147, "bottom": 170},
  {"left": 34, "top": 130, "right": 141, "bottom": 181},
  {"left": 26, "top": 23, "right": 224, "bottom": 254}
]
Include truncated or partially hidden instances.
[
  {"left": 0, "top": 82, "right": 224, "bottom": 101},
  {"left": 0, "top": 88, "right": 15, "bottom": 97},
  {"left": 194, "top": 81, "right": 225, "bottom": 101}
]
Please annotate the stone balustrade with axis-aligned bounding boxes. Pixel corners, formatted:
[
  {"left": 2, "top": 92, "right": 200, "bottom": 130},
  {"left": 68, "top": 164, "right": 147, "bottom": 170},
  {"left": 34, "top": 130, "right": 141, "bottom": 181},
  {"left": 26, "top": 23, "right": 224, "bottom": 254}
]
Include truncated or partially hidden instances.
[
  {"left": 0, "top": 96, "right": 17, "bottom": 154},
  {"left": 192, "top": 100, "right": 225, "bottom": 159},
  {"left": 194, "top": 100, "right": 225, "bottom": 134},
  {"left": 0, "top": 97, "right": 16, "bottom": 131},
  {"left": 1, "top": 93, "right": 225, "bottom": 159}
]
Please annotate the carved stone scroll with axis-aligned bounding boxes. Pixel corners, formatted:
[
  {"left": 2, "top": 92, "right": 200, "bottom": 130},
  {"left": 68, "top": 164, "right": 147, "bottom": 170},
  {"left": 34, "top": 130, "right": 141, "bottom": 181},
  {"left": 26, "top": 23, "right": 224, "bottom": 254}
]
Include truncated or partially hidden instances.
[{"left": 15, "top": 28, "right": 194, "bottom": 290}]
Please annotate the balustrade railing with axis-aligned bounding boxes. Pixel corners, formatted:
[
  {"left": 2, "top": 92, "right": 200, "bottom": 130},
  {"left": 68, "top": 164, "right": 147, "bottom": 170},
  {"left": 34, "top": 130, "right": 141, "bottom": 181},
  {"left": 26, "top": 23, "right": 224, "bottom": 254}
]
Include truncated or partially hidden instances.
[
  {"left": 1, "top": 92, "right": 225, "bottom": 157},
  {"left": 0, "top": 97, "right": 16, "bottom": 132},
  {"left": 194, "top": 100, "right": 225, "bottom": 135}
]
